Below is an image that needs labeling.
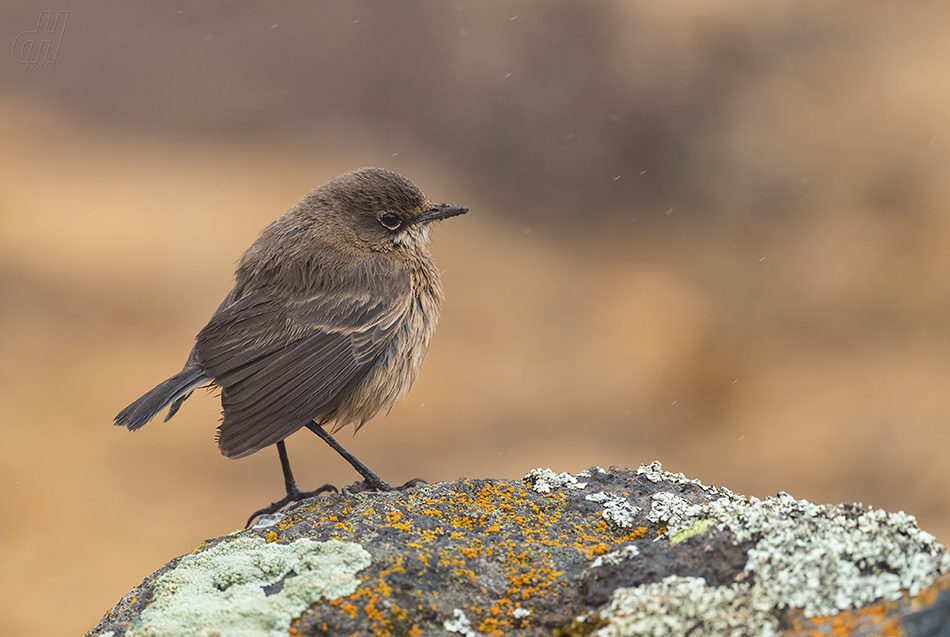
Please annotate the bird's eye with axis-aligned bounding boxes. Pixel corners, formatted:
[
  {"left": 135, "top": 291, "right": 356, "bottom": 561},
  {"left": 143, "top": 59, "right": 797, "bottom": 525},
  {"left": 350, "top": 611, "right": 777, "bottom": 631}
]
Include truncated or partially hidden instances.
[{"left": 380, "top": 213, "right": 402, "bottom": 230}]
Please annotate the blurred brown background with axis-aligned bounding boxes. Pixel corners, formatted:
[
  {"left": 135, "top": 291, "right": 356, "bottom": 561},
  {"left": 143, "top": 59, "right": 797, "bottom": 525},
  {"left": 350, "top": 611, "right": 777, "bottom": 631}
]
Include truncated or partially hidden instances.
[{"left": 2, "top": 1, "right": 950, "bottom": 635}]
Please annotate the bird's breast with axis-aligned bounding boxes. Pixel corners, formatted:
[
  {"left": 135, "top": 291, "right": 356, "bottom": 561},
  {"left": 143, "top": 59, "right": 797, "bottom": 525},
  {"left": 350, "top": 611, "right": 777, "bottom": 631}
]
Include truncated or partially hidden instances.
[{"left": 332, "top": 259, "right": 443, "bottom": 430}]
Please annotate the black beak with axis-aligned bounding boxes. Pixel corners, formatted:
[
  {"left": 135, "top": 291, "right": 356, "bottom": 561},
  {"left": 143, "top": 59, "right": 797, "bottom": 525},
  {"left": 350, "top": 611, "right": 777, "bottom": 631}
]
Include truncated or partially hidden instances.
[{"left": 418, "top": 202, "right": 468, "bottom": 224}]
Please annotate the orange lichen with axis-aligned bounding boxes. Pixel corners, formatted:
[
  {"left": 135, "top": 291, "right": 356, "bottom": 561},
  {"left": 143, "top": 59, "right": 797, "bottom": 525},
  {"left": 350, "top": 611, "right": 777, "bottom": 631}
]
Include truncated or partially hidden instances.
[
  {"left": 586, "top": 543, "right": 610, "bottom": 559},
  {"left": 336, "top": 601, "right": 358, "bottom": 619},
  {"left": 275, "top": 475, "right": 673, "bottom": 634},
  {"left": 477, "top": 616, "right": 505, "bottom": 636},
  {"left": 784, "top": 597, "right": 906, "bottom": 637},
  {"left": 459, "top": 546, "right": 479, "bottom": 559},
  {"left": 911, "top": 572, "right": 950, "bottom": 610},
  {"left": 390, "top": 556, "right": 405, "bottom": 574}
]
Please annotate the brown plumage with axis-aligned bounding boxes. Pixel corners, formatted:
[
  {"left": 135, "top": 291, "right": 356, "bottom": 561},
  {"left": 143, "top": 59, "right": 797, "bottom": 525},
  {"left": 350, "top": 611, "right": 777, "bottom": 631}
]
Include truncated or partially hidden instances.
[{"left": 115, "top": 168, "right": 467, "bottom": 523}]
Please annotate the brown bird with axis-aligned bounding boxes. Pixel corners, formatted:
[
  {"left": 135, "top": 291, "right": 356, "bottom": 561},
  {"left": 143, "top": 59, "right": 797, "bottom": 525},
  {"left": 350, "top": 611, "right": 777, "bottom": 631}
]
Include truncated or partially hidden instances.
[{"left": 115, "top": 168, "right": 467, "bottom": 526}]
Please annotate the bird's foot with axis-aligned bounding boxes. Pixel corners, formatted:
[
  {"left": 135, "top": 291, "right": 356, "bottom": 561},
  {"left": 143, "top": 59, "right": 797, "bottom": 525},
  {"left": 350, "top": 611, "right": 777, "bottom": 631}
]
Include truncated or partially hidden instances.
[
  {"left": 245, "top": 483, "right": 337, "bottom": 528},
  {"left": 344, "top": 477, "right": 427, "bottom": 495}
]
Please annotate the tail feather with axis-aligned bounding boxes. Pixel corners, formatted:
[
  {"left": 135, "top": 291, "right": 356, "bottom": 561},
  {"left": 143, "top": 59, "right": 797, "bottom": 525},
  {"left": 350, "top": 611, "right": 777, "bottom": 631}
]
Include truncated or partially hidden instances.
[
  {"left": 115, "top": 366, "right": 208, "bottom": 431},
  {"left": 164, "top": 391, "right": 192, "bottom": 422}
]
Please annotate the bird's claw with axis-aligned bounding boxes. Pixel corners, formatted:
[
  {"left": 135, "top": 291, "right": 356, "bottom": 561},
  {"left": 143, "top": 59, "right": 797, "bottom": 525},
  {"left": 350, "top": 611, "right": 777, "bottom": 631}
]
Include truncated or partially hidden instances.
[
  {"left": 245, "top": 483, "right": 337, "bottom": 528},
  {"left": 343, "top": 477, "right": 427, "bottom": 495}
]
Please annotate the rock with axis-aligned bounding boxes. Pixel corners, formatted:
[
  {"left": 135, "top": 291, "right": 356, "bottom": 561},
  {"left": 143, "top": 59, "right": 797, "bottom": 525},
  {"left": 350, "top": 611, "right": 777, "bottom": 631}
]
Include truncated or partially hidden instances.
[{"left": 86, "top": 463, "right": 950, "bottom": 637}]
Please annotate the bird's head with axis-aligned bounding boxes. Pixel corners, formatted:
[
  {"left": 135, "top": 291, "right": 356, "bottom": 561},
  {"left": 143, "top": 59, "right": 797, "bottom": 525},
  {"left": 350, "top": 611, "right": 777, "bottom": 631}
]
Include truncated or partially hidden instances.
[{"left": 313, "top": 167, "right": 468, "bottom": 254}]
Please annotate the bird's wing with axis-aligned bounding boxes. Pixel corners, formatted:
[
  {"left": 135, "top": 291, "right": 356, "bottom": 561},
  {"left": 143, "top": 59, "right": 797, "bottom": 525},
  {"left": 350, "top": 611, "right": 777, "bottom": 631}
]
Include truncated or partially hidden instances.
[{"left": 195, "top": 272, "right": 410, "bottom": 459}]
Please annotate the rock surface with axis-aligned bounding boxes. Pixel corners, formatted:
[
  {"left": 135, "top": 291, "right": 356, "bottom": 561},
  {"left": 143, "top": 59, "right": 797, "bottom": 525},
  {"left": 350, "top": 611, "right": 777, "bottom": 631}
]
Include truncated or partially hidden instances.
[{"left": 87, "top": 463, "right": 950, "bottom": 637}]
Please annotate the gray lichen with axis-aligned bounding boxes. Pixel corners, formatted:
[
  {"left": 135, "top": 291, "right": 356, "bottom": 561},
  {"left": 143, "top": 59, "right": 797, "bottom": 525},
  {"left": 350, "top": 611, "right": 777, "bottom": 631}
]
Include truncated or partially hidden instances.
[
  {"left": 642, "top": 463, "right": 950, "bottom": 618},
  {"left": 126, "top": 536, "right": 371, "bottom": 637},
  {"left": 585, "top": 491, "right": 641, "bottom": 530},
  {"left": 524, "top": 468, "right": 589, "bottom": 493},
  {"left": 444, "top": 608, "right": 477, "bottom": 637},
  {"left": 646, "top": 491, "right": 695, "bottom": 528},
  {"left": 90, "top": 467, "right": 949, "bottom": 637},
  {"left": 594, "top": 576, "right": 776, "bottom": 637},
  {"left": 636, "top": 461, "right": 734, "bottom": 497}
]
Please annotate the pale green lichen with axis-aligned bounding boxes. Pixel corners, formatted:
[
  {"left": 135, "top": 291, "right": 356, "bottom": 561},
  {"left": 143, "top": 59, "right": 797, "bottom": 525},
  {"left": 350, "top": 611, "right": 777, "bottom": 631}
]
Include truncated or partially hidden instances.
[
  {"left": 585, "top": 491, "right": 641, "bottom": 530},
  {"left": 524, "top": 467, "right": 589, "bottom": 493},
  {"left": 444, "top": 608, "right": 476, "bottom": 636},
  {"left": 641, "top": 463, "right": 950, "bottom": 618},
  {"left": 636, "top": 461, "right": 737, "bottom": 499},
  {"left": 594, "top": 576, "right": 777, "bottom": 637},
  {"left": 647, "top": 491, "right": 696, "bottom": 528},
  {"left": 669, "top": 518, "right": 718, "bottom": 545},
  {"left": 127, "top": 536, "right": 371, "bottom": 637}
]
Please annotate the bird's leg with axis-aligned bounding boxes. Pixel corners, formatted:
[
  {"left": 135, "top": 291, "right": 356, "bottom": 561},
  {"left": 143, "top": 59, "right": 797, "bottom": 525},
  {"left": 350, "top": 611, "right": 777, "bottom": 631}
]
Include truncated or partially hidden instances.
[
  {"left": 277, "top": 439, "right": 302, "bottom": 496},
  {"left": 306, "top": 423, "right": 426, "bottom": 492},
  {"left": 245, "top": 440, "right": 337, "bottom": 528}
]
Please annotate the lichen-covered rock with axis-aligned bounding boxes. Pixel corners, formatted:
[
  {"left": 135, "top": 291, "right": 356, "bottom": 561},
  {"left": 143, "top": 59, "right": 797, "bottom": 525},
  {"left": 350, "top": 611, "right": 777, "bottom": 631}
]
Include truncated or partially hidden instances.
[
  {"left": 86, "top": 464, "right": 950, "bottom": 637},
  {"left": 127, "top": 537, "right": 369, "bottom": 637}
]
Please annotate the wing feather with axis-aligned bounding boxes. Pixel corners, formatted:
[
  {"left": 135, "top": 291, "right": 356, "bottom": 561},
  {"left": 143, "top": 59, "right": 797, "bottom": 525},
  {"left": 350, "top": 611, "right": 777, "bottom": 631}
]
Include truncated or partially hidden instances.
[{"left": 195, "top": 267, "right": 410, "bottom": 459}]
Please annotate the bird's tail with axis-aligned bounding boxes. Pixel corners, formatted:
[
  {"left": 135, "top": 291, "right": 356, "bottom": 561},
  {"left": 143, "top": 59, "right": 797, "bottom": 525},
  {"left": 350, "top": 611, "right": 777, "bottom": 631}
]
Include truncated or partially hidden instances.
[{"left": 115, "top": 366, "right": 208, "bottom": 431}]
